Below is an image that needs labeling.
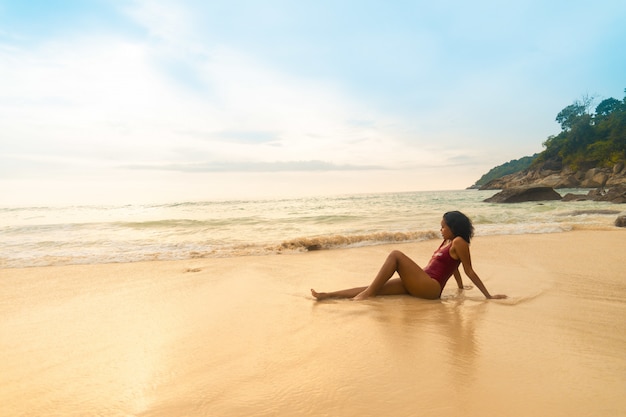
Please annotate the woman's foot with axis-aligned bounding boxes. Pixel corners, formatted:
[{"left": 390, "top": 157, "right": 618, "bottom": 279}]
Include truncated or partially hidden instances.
[{"left": 311, "top": 289, "right": 330, "bottom": 300}]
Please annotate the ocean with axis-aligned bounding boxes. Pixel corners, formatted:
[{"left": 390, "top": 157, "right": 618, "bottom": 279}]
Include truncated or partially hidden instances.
[{"left": 1, "top": 189, "right": 623, "bottom": 268}]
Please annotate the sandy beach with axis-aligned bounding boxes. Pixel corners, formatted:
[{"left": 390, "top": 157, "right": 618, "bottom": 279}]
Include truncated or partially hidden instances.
[{"left": 1, "top": 229, "right": 625, "bottom": 417}]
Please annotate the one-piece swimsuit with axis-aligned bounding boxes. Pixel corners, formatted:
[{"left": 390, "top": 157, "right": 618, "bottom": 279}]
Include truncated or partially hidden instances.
[{"left": 423, "top": 241, "right": 461, "bottom": 291}]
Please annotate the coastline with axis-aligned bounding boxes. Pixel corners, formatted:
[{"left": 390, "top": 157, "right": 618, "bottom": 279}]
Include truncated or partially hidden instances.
[{"left": 1, "top": 229, "right": 625, "bottom": 417}]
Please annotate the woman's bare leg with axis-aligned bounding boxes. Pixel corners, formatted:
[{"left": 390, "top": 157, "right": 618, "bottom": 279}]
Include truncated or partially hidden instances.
[
  {"left": 312, "top": 250, "right": 441, "bottom": 301},
  {"left": 311, "top": 286, "right": 367, "bottom": 300},
  {"left": 311, "top": 279, "right": 409, "bottom": 300},
  {"left": 352, "top": 250, "right": 441, "bottom": 300}
]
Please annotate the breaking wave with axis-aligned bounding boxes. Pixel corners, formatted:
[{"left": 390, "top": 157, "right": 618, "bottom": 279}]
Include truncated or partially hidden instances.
[{"left": 276, "top": 230, "right": 439, "bottom": 252}]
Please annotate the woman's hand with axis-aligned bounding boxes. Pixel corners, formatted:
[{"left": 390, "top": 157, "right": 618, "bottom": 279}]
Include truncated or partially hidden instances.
[{"left": 488, "top": 294, "right": 507, "bottom": 299}]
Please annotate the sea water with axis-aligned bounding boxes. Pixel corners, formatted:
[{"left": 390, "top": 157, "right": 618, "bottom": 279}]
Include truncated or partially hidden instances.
[{"left": 1, "top": 189, "right": 623, "bottom": 268}]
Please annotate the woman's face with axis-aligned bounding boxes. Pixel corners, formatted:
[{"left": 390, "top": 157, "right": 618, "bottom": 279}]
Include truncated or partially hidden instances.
[{"left": 440, "top": 219, "right": 454, "bottom": 241}]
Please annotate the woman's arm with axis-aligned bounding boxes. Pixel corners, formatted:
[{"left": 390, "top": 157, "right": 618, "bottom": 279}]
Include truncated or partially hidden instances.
[
  {"left": 453, "top": 268, "right": 473, "bottom": 290},
  {"left": 451, "top": 237, "right": 506, "bottom": 299},
  {"left": 452, "top": 268, "right": 464, "bottom": 289}
]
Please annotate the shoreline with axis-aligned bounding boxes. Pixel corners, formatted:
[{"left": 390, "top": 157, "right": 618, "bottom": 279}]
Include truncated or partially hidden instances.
[
  {"left": 1, "top": 223, "right": 624, "bottom": 270},
  {"left": 1, "top": 229, "right": 625, "bottom": 417}
]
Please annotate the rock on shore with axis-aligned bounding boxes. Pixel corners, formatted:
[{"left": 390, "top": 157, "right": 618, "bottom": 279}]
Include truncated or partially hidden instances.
[
  {"left": 484, "top": 185, "right": 626, "bottom": 204},
  {"left": 483, "top": 186, "right": 562, "bottom": 203},
  {"left": 562, "top": 186, "right": 626, "bottom": 204}
]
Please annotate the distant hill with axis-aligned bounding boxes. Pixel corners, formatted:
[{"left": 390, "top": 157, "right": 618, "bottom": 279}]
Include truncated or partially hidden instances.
[{"left": 470, "top": 154, "right": 538, "bottom": 188}]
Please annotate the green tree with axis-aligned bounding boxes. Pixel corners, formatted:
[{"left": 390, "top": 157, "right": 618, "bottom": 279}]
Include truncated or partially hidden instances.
[
  {"left": 555, "top": 103, "right": 587, "bottom": 131},
  {"left": 595, "top": 97, "right": 622, "bottom": 120},
  {"left": 555, "top": 95, "right": 594, "bottom": 131},
  {"left": 540, "top": 91, "right": 625, "bottom": 169}
]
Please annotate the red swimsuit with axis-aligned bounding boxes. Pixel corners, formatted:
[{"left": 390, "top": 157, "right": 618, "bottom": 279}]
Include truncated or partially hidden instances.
[{"left": 423, "top": 241, "right": 461, "bottom": 290}]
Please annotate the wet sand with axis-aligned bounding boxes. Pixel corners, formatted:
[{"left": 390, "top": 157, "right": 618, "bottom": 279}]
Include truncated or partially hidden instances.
[{"left": 1, "top": 230, "right": 625, "bottom": 417}]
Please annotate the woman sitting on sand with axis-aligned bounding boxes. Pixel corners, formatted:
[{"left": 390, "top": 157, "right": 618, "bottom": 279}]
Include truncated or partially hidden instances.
[{"left": 311, "top": 211, "right": 506, "bottom": 301}]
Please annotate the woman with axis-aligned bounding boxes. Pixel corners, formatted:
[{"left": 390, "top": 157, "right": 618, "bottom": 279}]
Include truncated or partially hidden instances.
[{"left": 311, "top": 211, "right": 506, "bottom": 301}]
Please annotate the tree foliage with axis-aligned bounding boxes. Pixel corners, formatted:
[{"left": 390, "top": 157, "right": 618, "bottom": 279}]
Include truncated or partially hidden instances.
[{"left": 536, "top": 89, "right": 626, "bottom": 169}]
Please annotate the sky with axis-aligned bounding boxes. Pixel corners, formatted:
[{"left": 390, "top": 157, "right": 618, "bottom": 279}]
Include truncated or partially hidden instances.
[{"left": 1, "top": 0, "right": 625, "bottom": 205}]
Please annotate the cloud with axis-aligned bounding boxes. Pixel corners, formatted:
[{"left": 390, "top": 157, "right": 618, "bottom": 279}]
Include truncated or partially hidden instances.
[
  {"left": 125, "top": 160, "right": 385, "bottom": 173},
  {"left": 175, "top": 129, "right": 281, "bottom": 144},
  {"left": 2, "top": 21, "right": 445, "bottom": 177},
  {"left": 120, "top": 0, "right": 192, "bottom": 43}
]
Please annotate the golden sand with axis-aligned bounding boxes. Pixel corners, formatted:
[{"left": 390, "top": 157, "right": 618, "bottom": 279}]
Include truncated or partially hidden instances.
[{"left": 1, "top": 230, "right": 625, "bottom": 417}]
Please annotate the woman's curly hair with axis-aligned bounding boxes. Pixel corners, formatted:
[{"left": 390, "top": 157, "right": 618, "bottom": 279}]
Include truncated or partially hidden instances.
[{"left": 443, "top": 211, "right": 474, "bottom": 243}]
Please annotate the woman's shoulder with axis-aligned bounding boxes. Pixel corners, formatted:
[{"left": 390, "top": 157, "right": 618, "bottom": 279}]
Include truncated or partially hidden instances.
[
  {"left": 452, "top": 236, "right": 468, "bottom": 243},
  {"left": 450, "top": 236, "right": 470, "bottom": 261},
  {"left": 451, "top": 236, "right": 470, "bottom": 249}
]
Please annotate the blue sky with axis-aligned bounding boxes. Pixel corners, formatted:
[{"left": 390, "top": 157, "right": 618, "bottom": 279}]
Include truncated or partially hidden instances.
[{"left": 1, "top": 0, "right": 625, "bottom": 205}]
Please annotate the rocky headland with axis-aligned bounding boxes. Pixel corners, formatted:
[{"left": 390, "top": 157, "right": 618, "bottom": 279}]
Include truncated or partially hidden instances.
[
  {"left": 478, "top": 161, "right": 626, "bottom": 190},
  {"left": 478, "top": 160, "right": 626, "bottom": 205}
]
